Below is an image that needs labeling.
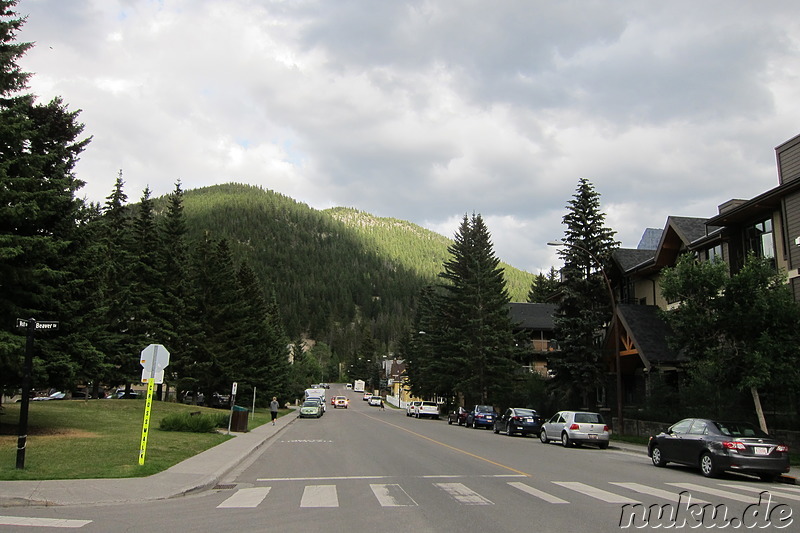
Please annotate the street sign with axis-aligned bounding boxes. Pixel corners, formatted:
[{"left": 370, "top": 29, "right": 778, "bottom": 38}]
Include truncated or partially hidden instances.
[
  {"left": 140, "top": 344, "right": 170, "bottom": 384},
  {"left": 16, "top": 319, "right": 59, "bottom": 330},
  {"left": 231, "top": 382, "right": 238, "bottom": 395}
]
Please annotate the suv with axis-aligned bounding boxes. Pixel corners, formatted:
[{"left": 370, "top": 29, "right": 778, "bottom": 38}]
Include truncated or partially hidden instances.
[
  {"left": 466, "top": 405, "right": 496, "bottom": 429},
  {"left": 448, "top": 406, "right": 468, "bottom": 426},
  {"left": 540, "top": 410, "right": 610, "bottom": 449},
  {"left": 406, "top": 401, "right": 422, "bottom": 417}
]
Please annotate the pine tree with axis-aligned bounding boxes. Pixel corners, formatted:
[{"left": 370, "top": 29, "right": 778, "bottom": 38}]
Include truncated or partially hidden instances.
[
  {"left": 551, "top": 178, "right": 619, "bottom": 409},
  {"left": 527, "top": 267, "right": 561, "bottom": 303},
  {"left": 0, "top": 1, "right": 91, "bottom": 391},
  {"left": 417, "top": 214, "right": 517, "bottom": 405}
]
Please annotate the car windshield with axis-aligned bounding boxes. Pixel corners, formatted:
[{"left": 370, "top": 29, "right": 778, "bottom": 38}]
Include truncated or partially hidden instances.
[
  {"left": 476, "top": 406, "right": 493, "bottom": 413},
  {"left": 303, "top": 400, "right": 319, "bottom": 407},
  {"left": 514, "top": 409, "right": 536, "bottom": 416},
  {"left": 574, "top": 412, "right": 604, "bottom": 424},
  {"left": 715, "top": 422, "right": 769, "bottom": 438},
  {"left": 422, "top": 402, "right": 436, "bottom": 407}
]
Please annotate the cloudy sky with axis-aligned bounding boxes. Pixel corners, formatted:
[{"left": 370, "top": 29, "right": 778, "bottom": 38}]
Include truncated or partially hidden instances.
[{"left": 15, "top": 0, "right": 800, "bottom": 273}]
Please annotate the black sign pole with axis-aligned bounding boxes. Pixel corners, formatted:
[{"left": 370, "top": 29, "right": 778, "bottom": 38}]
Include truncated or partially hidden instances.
[{"left": 16, "top": 318, "right": 36, "bottom": 469}]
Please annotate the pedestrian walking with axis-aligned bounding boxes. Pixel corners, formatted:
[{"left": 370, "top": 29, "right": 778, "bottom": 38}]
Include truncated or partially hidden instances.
[
  {"left": 380, "top": 398, "right": 385, "bottom": 411},
  {"left": 270, "top": 396, "right": 279, "bottom": 425}
]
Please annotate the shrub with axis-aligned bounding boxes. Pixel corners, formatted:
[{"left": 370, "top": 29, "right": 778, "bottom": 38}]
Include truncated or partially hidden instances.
[{"left": 158, "top": 411, "right": 220, "bottom": 433}]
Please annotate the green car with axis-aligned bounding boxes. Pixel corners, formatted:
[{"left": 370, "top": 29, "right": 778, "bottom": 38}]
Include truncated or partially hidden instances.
[{"left": 299, "top": 398, "right": 323, "bottom": 418}]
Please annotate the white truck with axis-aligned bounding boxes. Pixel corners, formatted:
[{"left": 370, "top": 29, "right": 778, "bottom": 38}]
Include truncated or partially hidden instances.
[{"left": 353, "top": 380, "right": 365, "bottom": 393}]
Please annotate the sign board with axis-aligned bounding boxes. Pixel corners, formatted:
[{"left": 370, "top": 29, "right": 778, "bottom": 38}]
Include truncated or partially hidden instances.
[
  {"left": 140, "top": 344, "right": 170, "bottom": 384},
  {"left": 16, "top": 319, "right": 59, "bottom": 331},
  {"left": 231, "top": 382, "right": 238, "bottom": 395}
]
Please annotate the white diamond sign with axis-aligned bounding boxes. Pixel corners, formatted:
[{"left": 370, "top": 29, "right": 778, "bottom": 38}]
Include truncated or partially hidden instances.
[{"left": 140, "top": 344, "right": 170, "bottom": 384}]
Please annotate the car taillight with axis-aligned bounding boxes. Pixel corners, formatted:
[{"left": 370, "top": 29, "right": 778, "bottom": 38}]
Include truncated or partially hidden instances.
[
  {"left": 722, "top": 441, "right": 746, "bottom": 450},
  {"left": 569, "top": 423, "right": 580, "bottom": 430},
  {"left": 777, "top": 445, "right": 789, "bottom": 452},
  {"left": 603, "top": 425, "right": 610, "bottom": 432},
  {"left": 512, "top": 416, "right": 521, "bottom": 422}
]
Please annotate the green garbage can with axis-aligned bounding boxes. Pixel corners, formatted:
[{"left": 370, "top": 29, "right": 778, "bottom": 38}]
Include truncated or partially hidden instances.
[{"left": 230, "top": 405, "right": 249, "bottom": 432}]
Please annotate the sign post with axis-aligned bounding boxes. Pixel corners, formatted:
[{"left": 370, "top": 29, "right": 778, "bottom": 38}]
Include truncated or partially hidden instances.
[
  {"left": 138, "top": 344, "right": 169, "bottom": 466},
  {"left": 227, "top": 382, "right": 238, "bottom": 434},
  {"left": 15, "top": 318, "right": 58, "bottom": 469}
]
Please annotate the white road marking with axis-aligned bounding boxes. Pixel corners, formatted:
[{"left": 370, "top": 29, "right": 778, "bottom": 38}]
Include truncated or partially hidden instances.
[
  {"left": 258, "top": 475, "right": 388, "bottom": 482},
  {"left": 719, "top": 483, "right": 800, "bottom": 502},
  {"left": 217, "top": 487, "right": 271, "bottom": 508},
  {"left": 553, "top": 482, "right": 640, "bottom": 504},
  {"left": 610, "top": 482, "right": 710, "bottom": 504},
  {"left": 667, "top": 483, "right": 761, "bottom": 504},
  {"left": 300, "top": 485, "right": 339, "bottom": 507},
  {"left": 0, "top": 516, "right": 92, "bottom": 528},
  {"left": 508, "top": 481, "right": 569, "bottom": 503},
  {"left": 434, "top": 482, "right": 494, "bottom": 505},
  {"left": 370, "top": 484, "right": 418, "bottom": 507}
]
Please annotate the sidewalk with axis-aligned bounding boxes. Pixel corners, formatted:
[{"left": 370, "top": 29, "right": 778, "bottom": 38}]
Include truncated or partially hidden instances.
[{"left": 0, "top": 412, "right": 296, "bottom": 508}]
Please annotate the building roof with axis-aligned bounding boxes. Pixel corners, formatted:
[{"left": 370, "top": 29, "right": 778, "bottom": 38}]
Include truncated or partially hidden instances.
[
  {"left": 616, "top": 304, "right": 684, "bottom": 368},
  {"left": 613, "top": 248, "right": 656, "bottom": 272},
  {"left": 508, "top": 303, "right": 557, "bottom": 330},
  {"left": 705, "top": 178, "right": 800, "bottom": 226}
]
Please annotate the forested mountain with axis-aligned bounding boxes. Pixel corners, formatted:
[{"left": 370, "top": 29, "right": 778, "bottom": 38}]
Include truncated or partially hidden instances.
[{"left": 165, "top": 183, "right": 535, "bottom": 356}]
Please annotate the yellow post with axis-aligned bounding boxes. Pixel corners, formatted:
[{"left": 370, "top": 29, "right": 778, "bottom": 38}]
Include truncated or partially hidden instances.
[{"left": 138, "top": 379, "right": 155, "bottom": 465}]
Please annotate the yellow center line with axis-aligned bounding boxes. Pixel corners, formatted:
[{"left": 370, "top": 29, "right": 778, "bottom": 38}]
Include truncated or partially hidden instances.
[{"left": 358, "top": 411, "right": 531, "bottom": 477}]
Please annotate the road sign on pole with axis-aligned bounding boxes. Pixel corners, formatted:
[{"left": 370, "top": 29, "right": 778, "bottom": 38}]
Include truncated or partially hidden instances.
[{"left": 138, "top": 344, "right": 169, "bottom": 465}]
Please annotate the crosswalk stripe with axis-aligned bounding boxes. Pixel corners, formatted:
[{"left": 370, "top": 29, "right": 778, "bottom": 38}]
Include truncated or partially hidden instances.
[
  {"left": 718, "top": 484, "right": 800, "bottom": 502},
  {"left": 370, "top": 484, "right": 418, "bottom": 506},
  {"left": 610, "top": 482, "right": 710, "bottom": 504},
  {"left": 217, "top": 487, "right": 271, "bottom": 508},
  {"left": 300, "top": 485, "right": 339, "bottom": 507},
  {"left": 553, "top": 482, "right": 639, "bottom": 504},
  {"left": 667, "top": 483, "right": 760, "bottom": 504},
  {"left": 508, "top": 481, "right": 569, "bottom": 503},
  {"left": 434, "top": 482, "right": 494, "bottom": 505},
  {"left": 0, "top": 516, "right": 92, "bottom": 528}
]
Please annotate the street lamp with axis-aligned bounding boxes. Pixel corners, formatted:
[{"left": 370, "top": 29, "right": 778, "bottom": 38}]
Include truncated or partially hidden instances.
[{"left": 547, "top": 240, "right": 623, "bottom": 434}]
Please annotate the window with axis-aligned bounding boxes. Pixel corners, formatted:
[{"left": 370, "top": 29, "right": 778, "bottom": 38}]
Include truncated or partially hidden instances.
[
  {"left": 706, "top": 244, "right": 723, "bottom": 262},
  {"left": 745, "top": 218, "right": 775, "bottom": 263},
  {"left": 688, "top": 420, "right": 708, "bottom": 435},
  {"left": 669, "top": 419, "right": 693, "bottom": 435}
]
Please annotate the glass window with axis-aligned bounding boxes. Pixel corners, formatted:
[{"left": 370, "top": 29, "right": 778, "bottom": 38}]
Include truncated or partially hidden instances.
[
  {"left": 669, "top": 419, "right": 693, "bottom": 435},
  {"left": 574, "top": 412, "right": 604, "bottom": 424},
  {"left": 745, "top": 219, "right": 775, "bottom": 261},
  {"left": 688, "top": 420, "right": 708, "bottom": 435},
  {"left": 706, "top": 244, "right": 723, "bottom": 262}
]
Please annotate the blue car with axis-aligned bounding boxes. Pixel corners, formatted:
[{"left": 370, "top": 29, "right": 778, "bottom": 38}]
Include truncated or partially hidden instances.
[{"left": 466, "top": 405, "right": 496, "bottom": 429}]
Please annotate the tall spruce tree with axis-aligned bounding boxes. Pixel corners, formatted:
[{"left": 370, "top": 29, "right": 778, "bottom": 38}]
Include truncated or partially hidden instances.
[
  {"left": 0, "top": 1, "right": 91, "bottom": 392},
  {"left": 422, "top": 214, "right": 517, "bottom": 405},
  {"left": 551, "top": 178, "right": 619, "bottom": 409},
  {"left": 527, "top": 267, "right": 561, "bottom": 303}
]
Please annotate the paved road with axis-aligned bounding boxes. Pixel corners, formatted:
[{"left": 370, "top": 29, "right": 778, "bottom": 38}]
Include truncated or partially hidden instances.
[{"left": 1, "top": 385, "right": 796, "bottom": 531}]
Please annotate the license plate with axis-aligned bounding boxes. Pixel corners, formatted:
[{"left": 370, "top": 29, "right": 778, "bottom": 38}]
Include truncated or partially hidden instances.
[
  {"left": 754, "top": 447, "right": 768, "bottom": 455},
  {"left": 524, "top": 417, "right": 533, "bottom": 422},
  {"left": 588, "top": 434, "right": 598, "bottom": 439}
]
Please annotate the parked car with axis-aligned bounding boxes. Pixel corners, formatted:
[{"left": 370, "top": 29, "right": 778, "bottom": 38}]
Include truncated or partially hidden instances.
[
  {"left": 368, "top": 395, "right": 383, "bottom": 407},
  {"left": 415, "top": 401, "right": 439, "bottom": 419},
  {"left": 299, "top": 398, "right": 324, "bottom": 418},
  {"left": 32, "top": 391, "right": 66, "bottom": 401},
  {"left": 647, "top": 418, "right": 790, "bottom": 481},
  {"left": 345, "top": 383, "right": 353, "bottom": 390},
  {"left": 448, "top": 406, "right": 469, "bottom": 426},
  {"left": 333, "top": 396, "right": 349, "bottom": 408},
  {"left": 540, "top": 411, "right": 610, "bottom": 448},
  {"left": 115, "top": 389, "right": 140, "bottom": 400},
  {"left": 494, "top": 408, "right": 543, "bottom": 437},
  {"left": 466, "top": 405, "right": 496, "bottom": 429},
  {"left": 363, "top": 392, "right": 373, "bottom": 401},
  {"left": 406, "top": 401, "right": 422, "bottom": 417}
]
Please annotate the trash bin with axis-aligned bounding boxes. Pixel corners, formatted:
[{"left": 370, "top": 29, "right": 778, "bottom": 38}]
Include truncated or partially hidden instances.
[{"left": 230, "top": 405, "right": 249, "bottom": 432}]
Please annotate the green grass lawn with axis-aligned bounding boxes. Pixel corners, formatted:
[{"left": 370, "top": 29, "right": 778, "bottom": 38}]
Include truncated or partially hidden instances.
[{"left": 0, "top": 399, "right": 280, "bottom": 481}]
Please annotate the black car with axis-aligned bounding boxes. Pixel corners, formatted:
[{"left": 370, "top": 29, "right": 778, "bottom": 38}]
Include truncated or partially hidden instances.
[
  {"left": 494, "top": 408, "right": 543, "bottom": 437},
  {"left": 648, "top": 418, "right": 790, "bottom": 481},
  {"left": 448, "top": 406, "right": 468, "bottom": 426},
  {"left": 465, "top": 405, "right": 496, "bottom": 429}
]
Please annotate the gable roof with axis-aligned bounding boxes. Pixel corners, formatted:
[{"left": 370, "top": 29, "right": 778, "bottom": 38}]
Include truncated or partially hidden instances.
[
  {"left": 615, "top": 304, "right": 684, "bottom": 369},
  {"left": 508, "top": 303, "right": 557, "bottom": 330}
]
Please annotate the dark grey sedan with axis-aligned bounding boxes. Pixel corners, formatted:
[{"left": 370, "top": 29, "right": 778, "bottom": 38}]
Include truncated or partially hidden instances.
[{"left": 648, "top": 418, "right": 790, "bottom": 481}]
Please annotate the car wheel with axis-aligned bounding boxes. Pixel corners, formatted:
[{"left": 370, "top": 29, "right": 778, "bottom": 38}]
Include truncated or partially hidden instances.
[
  {"left": 506, "top": 424, "right": 513, "bottom": 437},
  {"left": 448, "top": 418, "right": 453, "bottom": 425},
  {"left": 472, "top": 420, "right": 477, "bottom": 429},
  {"left": 561, "top": 432, "right": 572, "bottom": 448},
  {"left": 540, "top": 430, "right": 548, "bottom": 443},
  {"left": 598, "top": 442, "right": 608, "bottom": 450},
  {"left": 651, "top": 446, "right": 667, "bottom": 467},
  {"left": 700, "top": 452, "right": 718, "bottom": 478},
  {"left": 758, "top": 473, "right": 778, "bottom": 482},
  {"left": 493, "top": 425, "right": 500, "bottom": 434}
]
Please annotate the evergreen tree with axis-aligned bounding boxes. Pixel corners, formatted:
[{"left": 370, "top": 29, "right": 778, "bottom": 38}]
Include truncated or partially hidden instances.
[
  {"left": 0, "top": 1, "right": 91, "bottom": 392},
  {"left": 527, "top": 267, "right": 561, "bottom": 303},
  {"left": 416, "top": 214, "right": 517, "bottom": 405},
  {"left": 550, "top": 178, "right": 619, "bottom": 409}
]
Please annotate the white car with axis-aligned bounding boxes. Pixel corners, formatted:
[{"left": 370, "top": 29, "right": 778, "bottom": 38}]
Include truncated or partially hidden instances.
[
  {"left": 414, "top": 401, "right": 439, "bottom": 419},
  {"left": 406, "top": 401, "right": 421, "bottom": 417},
  {"left": 368, "top": 395, "right": 383, "bottom": 407}
]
